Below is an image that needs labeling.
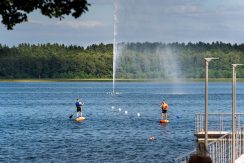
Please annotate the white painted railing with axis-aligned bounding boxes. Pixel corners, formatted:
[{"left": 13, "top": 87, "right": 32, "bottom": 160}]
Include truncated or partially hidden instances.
[
  {"left": 174, "top": 113, "right": 244, "bottom": 163},
  {"left": 195, "top": 113, "right": 244, "bottom": 134},
  {"left": 175, "top": 127, "right": 244, "bottom": 162}
]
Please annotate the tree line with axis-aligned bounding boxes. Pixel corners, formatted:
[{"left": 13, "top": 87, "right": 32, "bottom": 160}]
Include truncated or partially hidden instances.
[
  {"left": 117, "top": 42, "right": 244, "bottom": 79},
  {"left": 0, "top": 43, "right": 112, "bottom": 78},
  {"left": 0, "top": 42, "right": 243, "bottom": 79}
]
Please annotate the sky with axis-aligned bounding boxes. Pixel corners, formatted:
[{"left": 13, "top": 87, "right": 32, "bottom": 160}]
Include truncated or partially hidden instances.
[{"left": 1, "top": 0, "right": 244, "bottom": 47}]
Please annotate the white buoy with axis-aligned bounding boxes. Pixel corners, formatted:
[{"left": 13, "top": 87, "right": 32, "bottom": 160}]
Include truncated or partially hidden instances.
[
  {"left": 112, "top": 106, "right": 114, "bottom": 109},
  {"left": 137, "top": 113, "right": 140, "bottom": 117},
  {"left": 125, "top": 111, "right": 128, "bottom": 114},
  {"left": 118, "top": 108, "right": 121, "bottom": 112}
]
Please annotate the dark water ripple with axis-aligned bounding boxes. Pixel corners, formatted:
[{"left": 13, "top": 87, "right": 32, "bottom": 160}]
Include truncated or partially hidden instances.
[{"left": 0, "top": 82, "right": 243, "bottom": 162}]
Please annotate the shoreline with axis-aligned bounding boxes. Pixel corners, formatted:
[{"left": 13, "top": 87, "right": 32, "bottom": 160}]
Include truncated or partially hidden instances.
[{"left": 0, "top": 78, "right": 243, "bottom": 82}]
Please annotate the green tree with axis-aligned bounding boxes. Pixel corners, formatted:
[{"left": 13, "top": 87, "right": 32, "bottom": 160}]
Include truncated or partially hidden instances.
[{"left": 0, "top": 0, "right": 90, "bottom": 29}]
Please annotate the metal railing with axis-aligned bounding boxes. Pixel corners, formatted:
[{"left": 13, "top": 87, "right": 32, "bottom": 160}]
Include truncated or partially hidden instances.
[
  {"left": 195, "top": 113, "right": 244, "bottom": 134},
  {"left": 174, "top": 127, "right": 244, "bottom": 163},
  {"left": 175, "top": 112, "right": 244, "bottom": 163},
  {"left": 173, "top": 149, "right": 196, "bottom": 163}
]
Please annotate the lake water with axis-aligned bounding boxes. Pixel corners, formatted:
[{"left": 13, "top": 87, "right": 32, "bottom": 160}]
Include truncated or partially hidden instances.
[{"left": 0, "top": 82, "right": 244, "bottom": 162}]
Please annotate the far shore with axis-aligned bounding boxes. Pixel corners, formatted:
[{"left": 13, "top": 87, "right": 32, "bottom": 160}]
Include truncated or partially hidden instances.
[{"left": 0, "top": 78, "right": 243, "bottom": 82}]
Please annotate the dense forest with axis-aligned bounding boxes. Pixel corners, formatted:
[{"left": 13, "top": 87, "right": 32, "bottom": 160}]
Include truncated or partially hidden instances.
[
  {"left": 0, "top": 43, "right": 112, "bottom": 79},
  {"left": 0, "top": 42, "right": 243, "bottom": 79}
]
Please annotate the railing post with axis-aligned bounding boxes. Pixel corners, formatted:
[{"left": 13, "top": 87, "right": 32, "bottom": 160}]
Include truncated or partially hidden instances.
[
  {"left": 195, "top": 114, "right": 197, "bottom": 133},
  {"left": 232, "top": 64, "right": 242, "bottom": 163},
  {"left": 205, "top": 59, "right": 209, "bottom": 149},
  {"left": 242, "top": 127, "right": 244, "bottom": 155},
  {"left": 204, "top": 57, "right": 219, "bottom": 149}
]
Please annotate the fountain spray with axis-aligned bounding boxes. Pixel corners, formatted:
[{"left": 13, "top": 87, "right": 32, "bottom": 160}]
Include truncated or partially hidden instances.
[{"left": 112, "top": 0, "right": 118, "bottom": 94}]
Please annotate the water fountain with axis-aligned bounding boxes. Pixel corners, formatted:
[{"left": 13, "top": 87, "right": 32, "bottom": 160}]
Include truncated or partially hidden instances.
[
  {"left": 111, "top": 0, "right": 184, "bottom": 94},
  {"left": 115, "top": 43, "right": 182, "bottom": 80},
  {"left": 112, "top": 0, "right": 118, "bottom": 94}
]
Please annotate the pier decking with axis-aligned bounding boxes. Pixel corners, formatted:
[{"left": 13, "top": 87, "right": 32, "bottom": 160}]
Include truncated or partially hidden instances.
[
  {"left": 195, "top": 131, "right": 229, "bottom": 142},
  {"left": 235, "top": 154, "right": 244, "bottom": 163},
  {"left": 174, "top": 113, "right": 244, "bottom": 163}
]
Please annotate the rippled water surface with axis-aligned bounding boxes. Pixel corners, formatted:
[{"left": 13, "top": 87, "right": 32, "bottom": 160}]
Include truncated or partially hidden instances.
[{"left": 0, "top": 82, "right": 243, "bottom": 162}]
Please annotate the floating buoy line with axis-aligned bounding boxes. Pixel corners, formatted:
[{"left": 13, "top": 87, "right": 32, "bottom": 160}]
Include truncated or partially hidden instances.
[
  {"left": 111, "top": 106, "right": 141, "bottom": 117},
  {"left": 107, "top": 92, "right": 122, "bottom": 95}
]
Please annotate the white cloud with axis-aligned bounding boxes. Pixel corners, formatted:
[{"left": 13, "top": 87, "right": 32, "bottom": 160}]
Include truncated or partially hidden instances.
[
  {"left": 173, "top": 5, "right": 201, "bottom": 14},
  {"left": 57, "top": 20, "right": 106, "bottom": 29},
  {"left": 2, "top": 0, "right": 244, "bottom": 46},
  {"left": 27, "top": 19, "right": 107, "bottom": 29}
]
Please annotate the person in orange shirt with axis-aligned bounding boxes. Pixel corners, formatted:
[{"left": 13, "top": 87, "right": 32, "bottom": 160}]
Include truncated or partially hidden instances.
[{"left": 161, "top": 100, "right": 168, "bottom": 120}]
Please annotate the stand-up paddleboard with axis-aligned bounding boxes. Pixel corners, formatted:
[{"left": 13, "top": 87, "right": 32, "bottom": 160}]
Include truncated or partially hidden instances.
[
  {"left": 75, "top": 116, "right": 86, "bottom": 122},
  {"left": 160, "top": 119, "right": 169, "bottom": 123}
]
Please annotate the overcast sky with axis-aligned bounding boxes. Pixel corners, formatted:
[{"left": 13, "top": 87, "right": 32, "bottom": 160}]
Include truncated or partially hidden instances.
[{"left": 1, "top": 0, "right": 244, "bottom": 47}]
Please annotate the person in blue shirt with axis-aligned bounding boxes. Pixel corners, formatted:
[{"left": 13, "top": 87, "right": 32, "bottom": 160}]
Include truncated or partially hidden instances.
[{"left": 75, "top": 98, "right": 84, "bottom": 118}]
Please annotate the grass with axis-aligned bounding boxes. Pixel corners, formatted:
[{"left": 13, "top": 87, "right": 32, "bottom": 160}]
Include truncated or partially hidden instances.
[
  {"left": 0, "top": 78, "right": 112, "bottom": 82},
  {"left": 0, "top": 78, "right": 243, "bottom": 82}
]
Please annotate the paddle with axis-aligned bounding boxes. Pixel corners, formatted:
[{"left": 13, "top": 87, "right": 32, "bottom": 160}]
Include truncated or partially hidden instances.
[
  {"left": 69, "top": 110, "right": 77, "bottom": 119},
  {"left": 167, "top": 114, "right": 180, "bottom": 119},
  {"left": 69, "top": 114, "right": 74, "bottom": 119}
]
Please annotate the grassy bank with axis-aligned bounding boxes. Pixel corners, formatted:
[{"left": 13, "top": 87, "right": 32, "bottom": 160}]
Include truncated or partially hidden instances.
[
  {"left": 0, "top": 78, "right": 112, "bottom": 82},
  {"left": 0, "top": 78, "right": 243, "bottom": 82}
]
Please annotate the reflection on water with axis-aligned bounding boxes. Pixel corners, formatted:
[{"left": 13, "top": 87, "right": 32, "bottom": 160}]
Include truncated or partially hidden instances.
[{"left": 0, "top": 82, "right": 243, "bottom": 162}]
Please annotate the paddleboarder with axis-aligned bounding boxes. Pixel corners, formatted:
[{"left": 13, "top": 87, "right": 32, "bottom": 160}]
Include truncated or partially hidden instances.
[
  {"left": 161, "top": 99, "right": 168, "bottom": 120},
  {"left": 75, "top": 98, "right": 84, "bottom": 118}
]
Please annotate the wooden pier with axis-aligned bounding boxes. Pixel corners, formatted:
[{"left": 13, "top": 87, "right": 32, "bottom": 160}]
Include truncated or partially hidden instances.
[
  {"left": 235, "top": 154, "right": 244, "bottom": 163},
  {"left": 175, "top": 113, "right": 244, "bottom": 162},
  {"left": 195, "top": 130, "right": 229, "bottom": 142}
]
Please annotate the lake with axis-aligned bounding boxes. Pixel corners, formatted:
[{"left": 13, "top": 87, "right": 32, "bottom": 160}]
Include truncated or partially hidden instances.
[{"left": 0, "top": 81, "right": 243, "bottom": 162}]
